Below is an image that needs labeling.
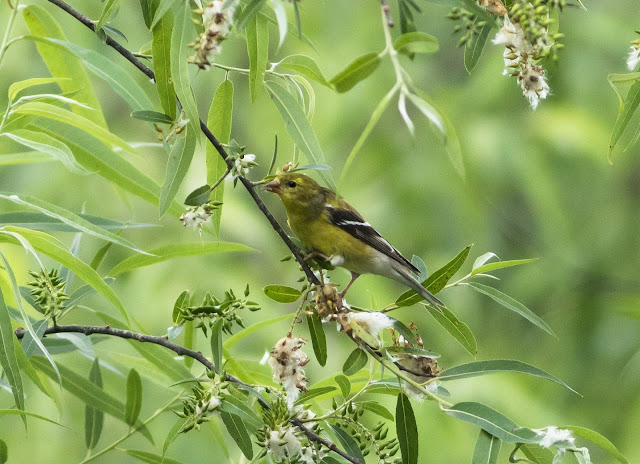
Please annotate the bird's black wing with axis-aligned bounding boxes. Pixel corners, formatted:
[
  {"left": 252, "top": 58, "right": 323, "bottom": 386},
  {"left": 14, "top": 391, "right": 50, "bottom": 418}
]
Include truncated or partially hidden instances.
[{"left": 325, "top": 201, "right": 420, "bottom": 274}]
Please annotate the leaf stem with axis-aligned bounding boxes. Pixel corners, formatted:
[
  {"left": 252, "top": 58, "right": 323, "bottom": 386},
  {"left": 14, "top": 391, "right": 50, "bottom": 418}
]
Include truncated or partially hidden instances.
[{"left": 0, "top": 0, "right": 20, "bottom": 70}]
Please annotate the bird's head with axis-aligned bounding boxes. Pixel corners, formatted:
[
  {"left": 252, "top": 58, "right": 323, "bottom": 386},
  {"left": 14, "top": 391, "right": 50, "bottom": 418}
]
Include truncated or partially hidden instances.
[{"left": 263, "top": 172, "right": 323, "bottom": 213}]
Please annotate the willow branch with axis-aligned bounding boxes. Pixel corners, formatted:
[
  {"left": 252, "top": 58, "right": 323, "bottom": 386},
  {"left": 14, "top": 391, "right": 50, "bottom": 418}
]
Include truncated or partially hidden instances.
[
  {"left": 45, "top": 0, "right": 320, "bottom": 286},
  {"left": 14, "top": 324, "right": 361, "bottom": 464}
]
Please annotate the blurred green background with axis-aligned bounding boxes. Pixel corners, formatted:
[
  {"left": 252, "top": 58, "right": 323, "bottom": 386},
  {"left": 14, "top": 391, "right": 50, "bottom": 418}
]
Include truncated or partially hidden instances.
[{"left": 1, "top": 0, "right": 639, "bottom": 462}]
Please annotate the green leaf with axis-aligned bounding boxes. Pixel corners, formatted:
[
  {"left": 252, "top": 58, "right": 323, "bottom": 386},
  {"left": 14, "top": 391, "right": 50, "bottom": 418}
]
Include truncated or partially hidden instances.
[
  {"left": 396, "top": 245, "right": 472, "bottom": 307},
  {"left": 263, "top": 285, "right": 302, "bottom": 303},
  {"left": 518, "top": 444, "right": 554, "bottom": 464},
  {"left": 334, "top": 374, "right": 351, "bottom": 398},
  {"left": 171, "top": 4, "right": 200, "bottom": 133},
  {"left": 163, "top": 418, "right": 185, "bottom": 456},
  {"left": 294, "top": 386, "right": 337, "bottom": 405},
  {"left": 265, "top": 81, "right": 336, "bottom": 190},
  {"left": 443, "top": 402, "right": 539, "bottom": 443},
  {"left": 0, "top": 129, "right": 89, "bottom": 175},
  {"left": 472, "top": 430, "right": 501, "bottom": 464},
  {"left": 108, "top": 241, "right": 253, "bottom": 276},
  {"left": 564, "top": 426, "right": 629, "bottom": 464},
  {"left": 464, "top": 23, "right": 492, "bottom": 73},
  {"left": 183, "top": 184, "right": 211, "bottom": 206},
  {"left": 406, "top": 92, "right": 445, "bottom": 134},
  {"left": 131, "top": 111, "right": 174, "bottom": 124},
  {"left": 307, "top": 312, "right": 327, "bottom": 366},
  {"left": 206, "top": 79, "right": 234, "bottom": 235},
  {"left": 247, "top": 13, "right": 269, "bottom": 102},
  {"left": 609, "top": 80, "right": 640, "bottom": 161},
  {"left": 608, "top": 72, "right": 640, "bottom": 108},
  {"left": 439, "top": 360, "right": 578, "bottom": 394},
  {"left": 342, "top": 347, "right": 368, "bottom": 376},
  {"left": 0, "top": 227, "right": 131, "bottom": 325},
  {"left": 0, "top": 286, "right": 25, "bottom": 419},
  {"left": 12, "top": 101, "right": 134, "bottom": 153},
  {"left": 466, "top": 283, "right": 556, "bottom": 336},
  {"left": 125, "top": 449, "right": 185, "bottom": 464},
  {"left": 235, "top": 0, "right": 267, "bottom": 30},
  {"left": 270, "top": 0, "right": 288, "bottom": 47},
  {"left": 31, "top": 357, "right": 154, "bottom": 442},
  {"left": 85, "top": 358, "right": 104, "bottom": 450},
  {"left": 160, "top": 125, "right": 197, "bottom": 216},
  {"left": 219, "top": 394, "right": 262, "bottom": 428},
  {"left": 423, "top": 304, "right": 477, "bottom": 356},
  {"left": 8, "top": 77, "right": 70, "bottom": 102},
  {"left": 339, "top": 86, "right": 398, "bottom": 186},
  {"left": 220, "top": 412, "right": 254, "bottom": 459},
  {"left": 152, "top": 9, "right": 177, "bottom": 119},
  {"left": 224, "top": 313, "right": 294, "bottom": 349},
  {"left": 22, "top": 5, "right": 107, "bottom": 127},
  {"left": 278, "top": 55, "right": 330, "bottom": 87},
  {"left": 95, "top": 0, "right": 119, "bottom": 34},
  {"left": 0, "top": 151, "right": 52, "bottom": 166},
  {"left": 394, "top": 31, "right": 439, "bottom": 55},
  {"left": 125, "top": 368, "right": 143, "bottom": 426},
  {"left": 0, "top": 409, "right": 66, "bottom": 427},
  {"left": 396, "top": 393, "right": 418, "bottom": 464},
  {"left": 0, "top": 193, "right": 147, "bottom": 254},
  {"left": 0, "top": 212, "right": 155, "bottom": 232},
  {"left": 0, "top": 440, "right": 5, "bottom": 464},
  {"left": 472, "top": 258, "right": 537, "bottom": 276},
  {"left": 330, "top": 52, "right": 381, "bottom": 93},
  {"left": 211, "top": 318, "right": 224, "bottom": 374},
  {"left": 150, "top": 0, "right": 178, "bottom": 30},
  {"left": 330, "top": 424, "right": 366, "bottom": 464},
  {"left": 360, "top": 400, "right": 394, "bottom": 421},
  {"left": 138, "top": 0, "right": 157, "bottom": 29}
]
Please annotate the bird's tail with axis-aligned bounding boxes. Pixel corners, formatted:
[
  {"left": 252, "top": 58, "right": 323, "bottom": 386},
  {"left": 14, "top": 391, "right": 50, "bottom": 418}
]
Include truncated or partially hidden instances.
[{"left": 391, "top": 262, "right": 445, "bottom": 309}]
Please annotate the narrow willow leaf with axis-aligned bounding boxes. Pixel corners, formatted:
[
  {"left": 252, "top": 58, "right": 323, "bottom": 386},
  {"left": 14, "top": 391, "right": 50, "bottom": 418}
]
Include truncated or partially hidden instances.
[
  {"left": 424, "top": 303, "right": 477, "bottom": 356},
  {"left": 439, "top": 360, "right": 578, "bottom": 394},
  {"left": 0, "top": 151, "right": 52, "bottom": 166},
  {"left": 35, "top": 119, "right": 183, "bottom": 216},
  {"left": 219, "top": 395, "right": 262, "bottom": 428},
  {"left": 278, "top": 55, "right": 330, "bottom": 87},
  {"left": 211, "top": 318, "right": 224, "bottom": 374},
  {"left": 125, "top": 369, "right": 143, "bottom": 426},
  {"left": 0, "top": 287, "right": 25, "bottom": 419},
  {"left": 85, "top": 358, "right": 104, "bottom": 450},
  {"left": 464, "top": 23, "right": 492, "bottom": 73},
  {"left": 329, "top": 52, "right": 381, "bottom": 93},
  {"left": 21, "top": 319, "right": 48, "bottom": 357},
  {"left": 334, "top": 374, "right": 350, "bottom": 398},
  {"left": 360, "top": 400, "right": 394, "bottom": 421},
  {"left": 235, "top": 0, "right": 267, "bottom": 30},
  {"left": 609, "top": 80, "right": 640, "bottom": 161},
  {"left": 108, "top": 242, "right": 253, "bottom": 276},
  {"left": 396, "top": 245, "right": 472, "bottom": 307},
  {"left": 394, "top": 31, "right": 439, "bottom": 55},
  {"left": 263, "top": 285, "right": 302, "bottom": 303},
  {"left": 342, "top": 347, "right": 368, "bottom": 376},
  {"left": 472, "top": 430, "right": 501, "bottom": 464},
  {"left": 443, "top": 402, "right": 539, "bottom": 443},
  {"left": 131, "top": 111, "right": 174, "bottom": 124},
  {"left": 171, "top": 4, "right": 200, "bottom": 133},
  {"left": 607, "top": 72, "right": 640, "bottom": 108},
  {"left": 95, "top": 0, "right": 119, "bottom": 35},
  {"left": 220, "top": 412, "right": 254, "bottom": 459},
  {"left": 31, "top": 357, "right": 153, "bottom": 442},
  {"left": 306, "top": 312, "right": 327, "bottom": 366},
  {"left": 330, "top": 425, "right": 366, "bottom": 464},
  {"left": 184, "top": 184, "right": 211, "bottom": 206},
  {"left": 0, "top": 129, "right": 89, "bottom": 175},
  {"left": 163, "top": 418, "right": 186, "bottom": 456},
  {"left": 90, "top": 242, "right": 113, "bottom": 271},
  {"left": 224, "top": 313, "right": 294, "bottom": 349},
  {"left": 125, "top": 449, "right": 185, "bottom": 464},
  {"left": 265, "top": 81, "right": 336, "bottom": 190},
  {"left": 564, "top": 426, "right": 629, "bottom": 464},
  {"left": 247, "top": 13, "right": 269, "bottom": 102},
  {"left": 139, "top": 0, "right": 157, "bottom": 29},
  {"left": 467, "top": 283, "right": 556, "bottom": 336},
  {"left": 519, "top": 444, "right": 554, "bottom": 464},
  {"left": 152, "top": 9, "right": 177, "bottom": 119},
  {"left": 160, "top": 126, "right": 197, "bottom": 216},
  {"left": 206, "top": 79, "right": 234, "bottom": 236},
  {"left": 294, "top": 386, "right": 337, "bottom": 405},
  {"left": 396, "top": 393, "right": 418, "bottom": 464},
  {"left": 22, "top": 5, "right": 107, "bottom": 127},
  {"left": 150, "top": 0, "right": 178, "bottom": 29},
  {"left": 0, "top": 193, "right": 147, "bottom": 254},
  {"left": 12, "top": 101, "right": 134, "bottom": 153},
  {"left": 8, "top": 77, "right": 70, "bottom": 102},
  {"left": 339, "top": 85, "right": 398, "bottom": 186},
  {"left": 14, "top": 335, "right": 61, "bottom": 413},
  {"left": 406, "top": 92, "right": 445, "bottom": 134},
  {"left": 0, "top": 227, "right": 130, "bottom": 325},
  {"left": 270, "top": 0, "right": 287, "bottom": 47},
  {"left": 0, "top": 212, "right": 155, "bottom": 232},
  {"left": 471, "top": 258, "right": 537, "bottom": 276},
  {"left": 0, "top": 409, "right": 66, "bottom": 427},
  {"left": 0, "top": 440, "right": 5, "bottom": 464}
]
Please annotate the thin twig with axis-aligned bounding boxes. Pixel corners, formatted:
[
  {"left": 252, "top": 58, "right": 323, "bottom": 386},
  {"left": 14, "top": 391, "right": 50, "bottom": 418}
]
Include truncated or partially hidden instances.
[
  {"left": 14, "top": 324, "right": 362, "bottom": 464},
  {"left": 45, "top": 0, "right": 320, "bottom": 287}
]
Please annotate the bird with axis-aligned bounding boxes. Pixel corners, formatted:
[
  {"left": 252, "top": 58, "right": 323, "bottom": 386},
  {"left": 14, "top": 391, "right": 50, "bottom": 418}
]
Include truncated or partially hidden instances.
[{"left": 263, "top": 172, "right": 444, "bottom": 309}]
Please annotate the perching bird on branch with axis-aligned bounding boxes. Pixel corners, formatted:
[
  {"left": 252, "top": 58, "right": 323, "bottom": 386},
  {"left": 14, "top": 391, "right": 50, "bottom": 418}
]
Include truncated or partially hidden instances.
[{"left": 264, "top": 172, "right": 444, "bottom": 309}]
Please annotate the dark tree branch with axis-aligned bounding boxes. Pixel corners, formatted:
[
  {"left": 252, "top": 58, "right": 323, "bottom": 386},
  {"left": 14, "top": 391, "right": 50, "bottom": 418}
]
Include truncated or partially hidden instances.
[
  {"left": 14, "top": 324, "right": 362, "bottom": 464},
  {"left": 45, "top": 0, "right": 320, "bottom": 286}
]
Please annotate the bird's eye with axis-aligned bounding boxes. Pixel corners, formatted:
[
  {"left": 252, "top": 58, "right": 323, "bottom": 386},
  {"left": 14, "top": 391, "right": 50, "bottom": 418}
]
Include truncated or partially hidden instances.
[{"left": 287, "top": 181, "right": 297, "bottom": 188}]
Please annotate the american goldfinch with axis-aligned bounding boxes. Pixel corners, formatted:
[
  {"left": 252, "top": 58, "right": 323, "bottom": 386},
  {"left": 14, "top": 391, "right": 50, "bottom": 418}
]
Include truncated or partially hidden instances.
[{"left": 264, "top": 173, "right": 444, "bottom": 308}]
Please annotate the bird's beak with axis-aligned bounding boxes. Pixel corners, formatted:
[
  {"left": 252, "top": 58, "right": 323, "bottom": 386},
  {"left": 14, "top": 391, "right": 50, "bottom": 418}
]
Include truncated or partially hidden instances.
[{"left": 263, "top": 178, "right": 281, "bottom": 194}]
